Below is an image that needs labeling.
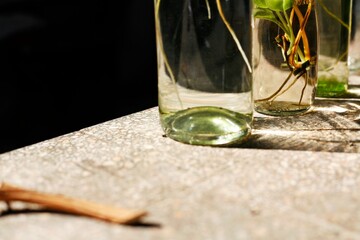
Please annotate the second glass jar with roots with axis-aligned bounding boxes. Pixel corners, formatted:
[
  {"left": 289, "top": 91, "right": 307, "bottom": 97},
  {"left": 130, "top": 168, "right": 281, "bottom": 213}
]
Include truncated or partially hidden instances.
[{"left": 252, "top": 0, "right": 318, "bottom": 116}]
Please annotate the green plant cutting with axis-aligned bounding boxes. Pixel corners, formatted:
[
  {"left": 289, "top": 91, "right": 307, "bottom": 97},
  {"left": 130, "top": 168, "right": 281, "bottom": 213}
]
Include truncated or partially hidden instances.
[{"left": 253, "top": 0, "right": 316, "bottom": 105}]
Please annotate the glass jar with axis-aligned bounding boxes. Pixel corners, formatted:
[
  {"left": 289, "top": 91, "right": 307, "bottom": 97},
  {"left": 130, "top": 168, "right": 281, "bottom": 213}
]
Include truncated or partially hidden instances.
[
  {"left": 316, "top": 0, "right": 353, "bottom": 97},
  {"left": 252, "top": 0, "right": 318, "bottom": 116},
  {"left": 349, "top": 0, "right": 360, "bottom": 75},
  {"left": 154, "top": 0, "right": 253, "bottom": 146}
]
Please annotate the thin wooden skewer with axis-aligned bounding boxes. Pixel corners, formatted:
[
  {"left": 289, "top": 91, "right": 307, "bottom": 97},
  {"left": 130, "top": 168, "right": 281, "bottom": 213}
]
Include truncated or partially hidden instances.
[{"left": 0, "top": 182, "right": 147, "bottom": 224}]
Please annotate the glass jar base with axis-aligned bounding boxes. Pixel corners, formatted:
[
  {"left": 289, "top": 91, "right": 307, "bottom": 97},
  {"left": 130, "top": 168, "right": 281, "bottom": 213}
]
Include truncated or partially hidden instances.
[
  {"left": 254, "top": 101, "right": 311, "bottom": 116},
  {"left": 161, "top": 106, "right": 252, "bottom": 146}
]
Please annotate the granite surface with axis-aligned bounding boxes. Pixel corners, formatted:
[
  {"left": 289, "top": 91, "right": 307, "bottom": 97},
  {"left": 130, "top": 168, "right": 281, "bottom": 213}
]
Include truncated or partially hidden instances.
[{"left": 0, "top": 97, "right": 360, "bottom": 240}]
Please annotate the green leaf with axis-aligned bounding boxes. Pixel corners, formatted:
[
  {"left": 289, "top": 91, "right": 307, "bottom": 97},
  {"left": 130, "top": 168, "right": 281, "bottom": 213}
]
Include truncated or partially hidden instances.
[
  {"left": 253, "top": 0, "right": 267, "bottom": 8},
  {"left": 253, "top": 8, "right": 278, "bottom": 23},
  {"left": 253, "top": 8, "right": 289, "bottom": 34},
  {"left": 253, "top": 0, "right": 294, "bottom": 12}
]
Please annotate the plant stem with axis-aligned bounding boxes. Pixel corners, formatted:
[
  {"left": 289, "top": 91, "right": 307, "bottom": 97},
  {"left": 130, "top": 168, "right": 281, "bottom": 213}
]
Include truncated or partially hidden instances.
[
  {"left": 216, "top": 0, "right": 252, "bottom": 72},
  {"left": 318, "top": 0, "right": 350, "bottom": 29}
]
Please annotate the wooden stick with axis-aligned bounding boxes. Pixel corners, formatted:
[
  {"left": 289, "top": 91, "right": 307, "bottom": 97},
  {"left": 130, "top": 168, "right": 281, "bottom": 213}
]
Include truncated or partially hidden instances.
[{"left": 0, "top": 182, "right": 147, "bottom": 224}]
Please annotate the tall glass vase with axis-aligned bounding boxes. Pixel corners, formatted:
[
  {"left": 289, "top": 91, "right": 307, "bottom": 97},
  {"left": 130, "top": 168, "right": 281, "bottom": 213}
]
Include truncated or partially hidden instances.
[
  {"left": 349, "top": 0, "right": 360, "bottom": 75},
  {"left": 252, "top": 0, "right": 318, "bottom": 116},
  {"left": 154, "top": 0, "right": 253, "bottom": 146},
  {"left": 316, "top": 0, "right": 353, "bottom": 97}
]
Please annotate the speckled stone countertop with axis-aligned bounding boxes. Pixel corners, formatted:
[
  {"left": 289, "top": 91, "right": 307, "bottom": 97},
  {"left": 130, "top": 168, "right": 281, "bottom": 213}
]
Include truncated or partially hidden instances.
[{"left": 1, "top": 96, "right": 360, "bottom": 240}]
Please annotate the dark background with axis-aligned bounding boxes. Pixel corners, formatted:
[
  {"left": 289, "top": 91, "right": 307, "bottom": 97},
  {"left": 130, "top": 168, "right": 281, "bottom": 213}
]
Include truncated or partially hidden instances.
[{"left": 0, "top": 1, "right": 158, "bottom": 153}]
